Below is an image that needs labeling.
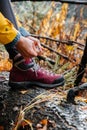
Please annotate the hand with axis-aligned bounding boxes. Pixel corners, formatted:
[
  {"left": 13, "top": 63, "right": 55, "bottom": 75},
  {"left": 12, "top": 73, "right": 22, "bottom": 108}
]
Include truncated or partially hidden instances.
[
  {"left": 27, "top": 36, "right": 43, "bottom": 55},
  {"left": 16, "top": 36, "right": 41, "bottom": 59}
]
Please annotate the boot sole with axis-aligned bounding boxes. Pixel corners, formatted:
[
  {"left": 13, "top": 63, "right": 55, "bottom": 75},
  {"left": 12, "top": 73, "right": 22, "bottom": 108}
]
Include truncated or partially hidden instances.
[{"left": 8, "top": 80, "right": 65, "bottom": 89}]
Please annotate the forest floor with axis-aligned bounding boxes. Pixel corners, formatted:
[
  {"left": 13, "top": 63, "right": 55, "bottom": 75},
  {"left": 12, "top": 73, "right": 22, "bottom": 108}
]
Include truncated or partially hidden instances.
[{"left": 0, "top": 72, "right": 87, "bottom": 130}]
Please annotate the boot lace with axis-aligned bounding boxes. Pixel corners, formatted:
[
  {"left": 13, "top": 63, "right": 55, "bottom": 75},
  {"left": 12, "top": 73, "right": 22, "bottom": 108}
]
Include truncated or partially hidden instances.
[{"left": 32, "top": 60, "right": 57, "bottom": 77}]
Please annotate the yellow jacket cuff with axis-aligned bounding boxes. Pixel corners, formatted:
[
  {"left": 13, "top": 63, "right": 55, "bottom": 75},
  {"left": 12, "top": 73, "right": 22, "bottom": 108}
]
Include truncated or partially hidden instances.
[
  {"left": 5, "top": 32, "right": 21, "bottom": 49},
  {"left": 0, "top": 12, "right": 18, "bottom": 44}
]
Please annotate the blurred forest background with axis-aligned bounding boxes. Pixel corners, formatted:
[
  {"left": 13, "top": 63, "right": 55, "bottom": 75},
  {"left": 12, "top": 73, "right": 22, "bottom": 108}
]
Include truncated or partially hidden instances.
[
  {"left": 0, "top": 2, "right": 87, "bottom": 130},
  {"left": 0, "top": 1, "right": 87, "bottom": 88}
]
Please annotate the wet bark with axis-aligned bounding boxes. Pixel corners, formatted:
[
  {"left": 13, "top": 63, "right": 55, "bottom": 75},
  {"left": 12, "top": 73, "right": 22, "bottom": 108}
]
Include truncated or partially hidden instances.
[
  {"left": 74, "top": 38, "right": 87, "bottom": 86},
  {"left": 0, "top": 76, "right": 87, "bottom": 130}
]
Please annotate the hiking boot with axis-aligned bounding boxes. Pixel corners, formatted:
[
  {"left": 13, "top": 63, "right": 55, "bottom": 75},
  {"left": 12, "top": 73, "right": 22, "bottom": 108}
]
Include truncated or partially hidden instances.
[{"left": 9, "top": 56, "right": 65, "bottom": 89}]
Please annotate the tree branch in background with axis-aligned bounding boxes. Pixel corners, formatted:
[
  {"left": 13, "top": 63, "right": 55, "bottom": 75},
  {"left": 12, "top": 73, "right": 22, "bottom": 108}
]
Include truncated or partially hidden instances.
[
  {"left": 59, "top": 0, "right": 87, "bottom": 4},
  {"left": 74, "top": 37, "right": 87, "bottom": 86},
  {"left": 41, "top": 43, "right": 76, "bottom": 63},
  {"left": 30, "top": 34, "right": 85, "bottom": 47},
  {"left": 30, "top": 34, "right": 86, "bottom": 63},
  {"left": 11, "top": 0, "right": 87, "bottom": 4}
]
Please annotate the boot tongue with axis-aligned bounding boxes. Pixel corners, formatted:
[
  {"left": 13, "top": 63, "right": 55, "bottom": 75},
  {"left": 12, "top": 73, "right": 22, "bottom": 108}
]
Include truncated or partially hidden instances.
[
  {"left": 24, "top": 58, "right": 32, "bottom": 64},
  {"left": 13, "top": 55, "right": 34, "bottom": 71}
]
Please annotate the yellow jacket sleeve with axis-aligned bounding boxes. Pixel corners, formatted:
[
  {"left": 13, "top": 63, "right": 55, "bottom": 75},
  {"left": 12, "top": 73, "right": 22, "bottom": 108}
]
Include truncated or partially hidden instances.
[{"left": 0, "top": 12, "right": 18, "bottom": 44}]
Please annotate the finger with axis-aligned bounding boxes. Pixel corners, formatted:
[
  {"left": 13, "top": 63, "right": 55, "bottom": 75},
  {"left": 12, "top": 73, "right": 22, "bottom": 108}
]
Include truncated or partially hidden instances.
[
  {"left": 27, "top": 36, "right": 42, "bottom": 51},
  {"left": 17, "top": 42, "right": 38, "bottom": 58}
]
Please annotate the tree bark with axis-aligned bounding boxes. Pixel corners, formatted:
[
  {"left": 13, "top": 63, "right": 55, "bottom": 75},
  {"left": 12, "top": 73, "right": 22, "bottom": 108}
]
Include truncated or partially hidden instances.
[{"left": 74, "top": 38, "right": 87, "bottom": 86}]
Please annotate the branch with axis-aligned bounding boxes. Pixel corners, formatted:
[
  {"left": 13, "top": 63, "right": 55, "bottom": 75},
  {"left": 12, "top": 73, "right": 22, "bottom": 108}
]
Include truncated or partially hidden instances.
[
  {"left": 41, "top": 43, "right": 76, "bottom": 63},
  {"left": 58, "top": 0, "right": 87, "bottom": 4},
  {"left": 30, "top": 34, "right": 85, "bottom": 62},
  {"left": 30, "top": 34, "right": 85, "bottom": 47},
  {"left": 37, "top": 56, "right": 55, "bottom": 65},
  {"left": 74, "top": 37, "right": 87, "bottom": 86},
  {"left": 11, "top": 0, "right": 87, "bottom": 4}
]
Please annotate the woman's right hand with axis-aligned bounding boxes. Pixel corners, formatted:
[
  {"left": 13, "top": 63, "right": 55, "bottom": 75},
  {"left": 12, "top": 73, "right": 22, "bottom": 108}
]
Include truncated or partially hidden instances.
[{"left": 16, "top": 36, "right": 42, "bottom": 59}]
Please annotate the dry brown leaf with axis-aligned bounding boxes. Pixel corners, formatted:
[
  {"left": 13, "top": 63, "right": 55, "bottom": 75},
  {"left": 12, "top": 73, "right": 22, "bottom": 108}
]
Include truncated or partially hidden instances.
[
  {"left": 0, "top": 58, "right": 12, "bottom": 71},
  {"left": 40, "top": 119, "right": 48, "bottom": 125},
  {"left": 20, "top": 90, "right": 28, "bottom": 94},
  {"left": 36, "top": 119, "right": 48, "bottom": 130},
  {"left": 76, "top": 96, "right": 87, "bottom": 103},
  {"left": 20, "top": 119, "right": 32, "bottom": 127},
  {"left": 0, "top": 126, "right": 4, "bottom": 130},
  {"left": 13, "top": 118, "right": 33, "bottom": 130}
]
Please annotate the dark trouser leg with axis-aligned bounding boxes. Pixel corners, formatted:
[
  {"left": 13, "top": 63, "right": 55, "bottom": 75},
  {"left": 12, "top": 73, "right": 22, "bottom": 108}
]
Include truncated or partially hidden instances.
[
  {"left": 0, "top": 0, "right": 19, "bottom": 59},
  {"left": 0, "top": 0, "right": 18, "bottom": 29}
]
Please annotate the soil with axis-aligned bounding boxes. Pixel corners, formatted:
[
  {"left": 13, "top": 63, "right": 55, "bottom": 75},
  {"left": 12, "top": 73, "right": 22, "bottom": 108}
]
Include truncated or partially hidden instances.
[{"left": 0, "top": 72, "right": 87, "bottom": 130}]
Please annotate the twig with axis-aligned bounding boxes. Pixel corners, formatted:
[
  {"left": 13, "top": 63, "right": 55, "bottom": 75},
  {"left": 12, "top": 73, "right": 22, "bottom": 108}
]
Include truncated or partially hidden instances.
[
  {"left": 37, "top": 56, "right": 55, "bottom": 65},
  {"left": 41, "top": 43, "right": 76, "bottom": 63},
  {"left": 31, "top": 34, "right": 85, "bottom": 62},
  {"left": 77, "top": 46, "right": 84, "bottom": 51},
  {"left": 30, "top": 34, "right": 85, "bottom": 47},
  {"left": 28, "top": 25, "right": 37, "bottom": 33}
]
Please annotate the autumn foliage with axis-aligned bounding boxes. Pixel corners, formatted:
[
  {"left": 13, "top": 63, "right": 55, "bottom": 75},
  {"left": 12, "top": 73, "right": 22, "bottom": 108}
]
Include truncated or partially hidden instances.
[
  {"left": 0, "top": 51, "right": 12, "bottom": 71},
  {"left": 0, "top": 2, "right": 87, "bottom": 80}
]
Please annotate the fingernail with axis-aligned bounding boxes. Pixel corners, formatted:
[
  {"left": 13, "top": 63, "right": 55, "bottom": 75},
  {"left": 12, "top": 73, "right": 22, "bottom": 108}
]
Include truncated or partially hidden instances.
[{"left": 36, "top": 46, "right": 40, "bottom": 52}]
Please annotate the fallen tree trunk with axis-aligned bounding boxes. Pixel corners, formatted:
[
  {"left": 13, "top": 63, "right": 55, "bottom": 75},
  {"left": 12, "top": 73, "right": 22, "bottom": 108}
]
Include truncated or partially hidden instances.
[
  {"left": 0, "top": 74, "right": 87, "bottom": 130},
  {"left": 11, "top": 0, "right": 87, "bottom": 4}
]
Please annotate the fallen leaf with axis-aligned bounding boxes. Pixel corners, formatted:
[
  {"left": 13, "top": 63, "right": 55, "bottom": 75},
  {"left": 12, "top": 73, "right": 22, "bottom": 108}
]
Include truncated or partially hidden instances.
[
  {"left": 40, "top": 119, "right": 48, "bottom": 125},
  {"left": 0, "top": 58, "right": 12, "bottom": 71},
  {"left": 0, "top": 126, "right": 4, "bottom": 130},
  {"left": 36, "top": 119, "right": 48, "bottom": 130},
  {"left": 20, "top": 90, "right": 28, "bottom": 94},
  {"left": 76, "top": 96, "right": 87, "bottom": 103}
]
